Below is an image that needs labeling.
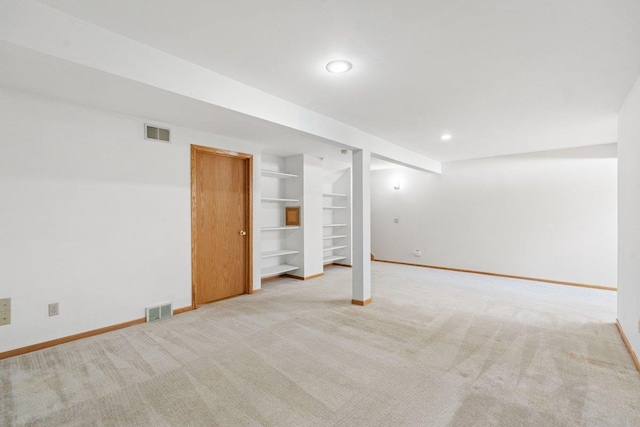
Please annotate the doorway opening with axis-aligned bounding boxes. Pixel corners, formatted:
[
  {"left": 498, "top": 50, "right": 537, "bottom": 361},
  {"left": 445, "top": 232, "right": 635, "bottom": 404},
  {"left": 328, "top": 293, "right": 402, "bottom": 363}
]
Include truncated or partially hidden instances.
[{"left": 191, "top": 145, "right": 253, "bottom": 307}]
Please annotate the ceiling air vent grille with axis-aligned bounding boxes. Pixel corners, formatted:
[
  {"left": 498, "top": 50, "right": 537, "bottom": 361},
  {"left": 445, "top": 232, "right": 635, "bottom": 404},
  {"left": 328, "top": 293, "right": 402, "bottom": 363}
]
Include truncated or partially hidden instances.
[
  {"left": 145, "top": 302, "right": 173, "bottom": 322},
  {"left": 145, "top": 124, "right": 170, "bottom": 142}
]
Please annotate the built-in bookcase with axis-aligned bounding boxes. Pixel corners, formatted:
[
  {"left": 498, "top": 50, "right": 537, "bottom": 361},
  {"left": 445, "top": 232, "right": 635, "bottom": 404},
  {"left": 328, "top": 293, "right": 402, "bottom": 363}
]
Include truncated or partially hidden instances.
[
  {"left": 260, "top": 155, "right": 351, "bottom": 281},
  {"left": 260, "top": 155, "right": 300, "bottom": 279},
  {"left": 322, "top": 168, "right": 352, "bottom": 268}
]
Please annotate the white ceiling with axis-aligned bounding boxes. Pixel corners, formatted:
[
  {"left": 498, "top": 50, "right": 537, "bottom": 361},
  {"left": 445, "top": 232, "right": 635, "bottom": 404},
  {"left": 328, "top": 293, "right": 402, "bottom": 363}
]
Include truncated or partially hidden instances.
[
  {"left": 27, "top": 1, "right": 640, "bottom": 161},
  {"left": 0, "top": 41, "right": 355, "bottom": 164}
]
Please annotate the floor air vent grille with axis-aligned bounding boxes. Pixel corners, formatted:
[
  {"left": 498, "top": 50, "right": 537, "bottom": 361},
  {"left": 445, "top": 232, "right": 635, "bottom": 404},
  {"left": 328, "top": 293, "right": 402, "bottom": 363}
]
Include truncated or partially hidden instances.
[{"left": 146, "top": 303, "right": 173, "bottom": 322}]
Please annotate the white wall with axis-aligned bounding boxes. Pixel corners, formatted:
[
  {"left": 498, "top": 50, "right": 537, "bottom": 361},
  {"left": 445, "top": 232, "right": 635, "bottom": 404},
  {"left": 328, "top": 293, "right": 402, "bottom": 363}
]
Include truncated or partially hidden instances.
[
  {"left": 0, "top": 0, "right": 441, "bottom": 174},
  {"left": 0, "top": 88, "right": 263, "bottom": 353},
  {"left": 371, "top": 144, "right": 617, "bottom": 287},
  {"left": 301, "top": 155, "right": 324, "bottom": 278},
  {"left": 618, "top": 75, "right": 640, "bottom": 356}
]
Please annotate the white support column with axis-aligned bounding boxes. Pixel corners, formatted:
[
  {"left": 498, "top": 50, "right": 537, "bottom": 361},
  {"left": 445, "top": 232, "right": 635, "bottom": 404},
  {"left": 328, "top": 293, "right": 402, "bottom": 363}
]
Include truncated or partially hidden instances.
[{"left": 352, "top": 149, "right": 372, "bottom": 305}]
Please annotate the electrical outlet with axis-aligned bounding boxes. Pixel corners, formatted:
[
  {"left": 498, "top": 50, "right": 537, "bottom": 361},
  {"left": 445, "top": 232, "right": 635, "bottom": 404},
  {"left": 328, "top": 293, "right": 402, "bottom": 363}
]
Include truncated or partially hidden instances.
[
  {"left": 394, "top": 217, "right": 399, "bottom": 224},
  {"left": 0, "top": 311, "right": 9, "bottom": 326},
  {"left": 414, "top": 249, "right": 422, "bottom": 257},
  {"left": 0, "top": 298, "right": 10, "bottom": 326},
  {"left": 48, "top": 303, "right": 59, "bottom": 317}
]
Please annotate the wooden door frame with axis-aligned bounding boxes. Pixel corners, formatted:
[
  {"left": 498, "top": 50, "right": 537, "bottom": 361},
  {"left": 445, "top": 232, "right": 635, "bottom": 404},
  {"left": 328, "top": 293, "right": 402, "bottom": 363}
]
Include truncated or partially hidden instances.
[{"left": 191, "top": 145, "right": 253, "bottom": 309}]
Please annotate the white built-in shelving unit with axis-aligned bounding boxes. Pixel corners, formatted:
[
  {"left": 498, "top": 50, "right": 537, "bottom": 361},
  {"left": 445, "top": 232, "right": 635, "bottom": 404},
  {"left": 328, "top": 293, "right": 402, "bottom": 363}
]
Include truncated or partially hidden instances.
[
  {"left": 261, "top": 264, "right": 299, "bottom": 277},
  {"left": 261, "top": 249, "right": 300, "bottom": 258},
  {"left": 261, "top": 197, "right": 299, "bottom": 202},
  {"left": 323, "top": 255, "right": 347, "bottom": 263},
  {"left": 324, "top": 245, "right": 347, "bottom": 251},
  {"left": 261, "top": 170, "right": 298, "bottom": 179},
  {"left": 261, "top": 226, "right": 300, "bottom": 231},
  {"left": 260, "top": 166, "right": 301, "bottom": 279},
  {"left": 322, "top": 184, "right": 351, "bottom": 266},
  {"left": 260, "top": 155, "right": 352, "bottom": 282}
]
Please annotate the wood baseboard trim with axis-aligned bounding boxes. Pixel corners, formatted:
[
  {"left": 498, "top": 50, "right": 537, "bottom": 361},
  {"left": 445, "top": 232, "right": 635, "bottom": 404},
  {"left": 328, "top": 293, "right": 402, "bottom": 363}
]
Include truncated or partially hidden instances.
[
  {"left": 351, "top": 298, "right": 372, "bottom": 306},
  {"left": 0, "top": 302, "right": 201, "bottom": 361},
  {"left": 0, "top": 317, "right": 146, "bottom": 360},
  {"left": 263, "top": 273, "right": 323, "bottom": 282},
  {"left": 616, "top": 319, "right": 640, "bottom": 373},
  {"left": 249, "top": 288, "right": 262, "bottom": 294},
  {"left": 173, "top": 305, "right": 195, "bottom": 315},
  {"left": 333, "top": 263, "right": 352, "bottom": 268},
  {"left": 283, "top": 273, "right": 324, "bottom": 281},
  {"left": 374, "top": 259, "right": 616, "bottom": 292}
]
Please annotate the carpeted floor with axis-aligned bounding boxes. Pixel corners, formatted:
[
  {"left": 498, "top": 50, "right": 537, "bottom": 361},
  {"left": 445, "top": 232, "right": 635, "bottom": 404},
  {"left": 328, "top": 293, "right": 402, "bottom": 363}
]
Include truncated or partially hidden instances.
[{"left": 1, "top": 262, "right": 639, "bottom": 426}]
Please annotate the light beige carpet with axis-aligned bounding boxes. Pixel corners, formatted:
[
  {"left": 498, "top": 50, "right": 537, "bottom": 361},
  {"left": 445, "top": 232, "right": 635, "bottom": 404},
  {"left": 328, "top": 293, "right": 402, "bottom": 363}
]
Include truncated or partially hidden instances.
[{"left": 1, "top": 262, "right": 639, "bottom": 426}]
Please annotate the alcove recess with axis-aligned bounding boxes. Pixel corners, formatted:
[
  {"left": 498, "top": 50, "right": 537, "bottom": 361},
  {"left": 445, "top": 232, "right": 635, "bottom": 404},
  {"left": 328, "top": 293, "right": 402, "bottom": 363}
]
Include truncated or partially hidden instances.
[
  {"left": 322, "top": 167, "right": 352, "bottom": 269},
  {"left": 260, "top": 154, "right": 352, "bottom": 282}
]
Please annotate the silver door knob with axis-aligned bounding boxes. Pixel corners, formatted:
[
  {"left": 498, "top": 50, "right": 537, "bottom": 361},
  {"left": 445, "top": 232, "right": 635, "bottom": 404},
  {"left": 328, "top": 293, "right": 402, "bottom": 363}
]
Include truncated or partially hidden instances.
[{"left": 240, "top": 230, "right": 247, "bottom": 236}]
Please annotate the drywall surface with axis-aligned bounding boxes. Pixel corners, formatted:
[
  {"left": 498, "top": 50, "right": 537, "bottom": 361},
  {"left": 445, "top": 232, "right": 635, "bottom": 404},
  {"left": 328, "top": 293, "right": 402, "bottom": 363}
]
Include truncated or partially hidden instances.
[
  {"left": 371, "top": 144, "right": 617, "bottom": 288},
  {"left": 0, "top": 0, "right": 440, "bottom": 174},
  {"left": 301, "top": 155, "right": 324, "bottom": 277},
  {"left": 618, "top": 75, "right": 640, "bottom": 357},
  {"left": 0, "top": 88, "right": 262, "bottom": 353},
  {"left": 353, "top": 150, "right": 372, "bottom": 302}
]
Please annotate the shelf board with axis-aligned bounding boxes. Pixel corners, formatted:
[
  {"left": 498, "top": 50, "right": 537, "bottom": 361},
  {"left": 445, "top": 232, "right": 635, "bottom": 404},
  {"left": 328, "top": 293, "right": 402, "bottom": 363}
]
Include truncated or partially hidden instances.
[
  {"left": 261, "top": 170, "right": 298, "bottom": 179},
  {"left": 323, "top": 255, "right": 347, "bottom": 264},
  {"left": 323, "top": 224, "right": 347, "bottom": 227},
  {"left": 323, "top": 206, "right": 347, "bottom": 209},
  {"left": 261, "top": 249, "right": 300, "bottom": 259},
  {"left": 323, "top": 193, "right": 347, "bottom": 197},
  {"left": 261, "top": 226, "right": 300, "bottom": 231},
  {"left": 323, "top": 245, "right": 347, "bottom": 251},
  {"left": 323, "top": 234, "right": 347, "bottom": 240},
  {"left": 261, "top": 264, "right": 299, "bottom": 278},
  {"left": 261, "top": 197, "right": 299, "bottom": 202}
]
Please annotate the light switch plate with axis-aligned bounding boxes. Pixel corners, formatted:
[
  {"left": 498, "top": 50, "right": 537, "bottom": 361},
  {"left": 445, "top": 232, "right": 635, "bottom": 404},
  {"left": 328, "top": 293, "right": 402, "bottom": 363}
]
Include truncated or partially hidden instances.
[{"left": 0, "top": 298, "right": 10, "bottom": 312}]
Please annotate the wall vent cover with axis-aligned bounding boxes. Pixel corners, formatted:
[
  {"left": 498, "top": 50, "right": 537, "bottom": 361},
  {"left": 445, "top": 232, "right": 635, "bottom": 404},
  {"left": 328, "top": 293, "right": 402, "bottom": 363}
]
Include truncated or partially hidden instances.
[
  {"left": 145, "top": 124, "right": 171, "bottom": 142},
  {"left": 146, "top": 302, "right": 173, "bottom": 322}
]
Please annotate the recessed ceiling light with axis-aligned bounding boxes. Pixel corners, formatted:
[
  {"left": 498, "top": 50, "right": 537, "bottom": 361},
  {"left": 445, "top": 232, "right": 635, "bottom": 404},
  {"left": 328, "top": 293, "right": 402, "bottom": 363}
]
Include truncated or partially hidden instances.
[
  {"left": 326, "top": 60, "right": 353, "bottom": 73},
  {"left": 441, "top": 134, "right": 452, "bottom": 141}
]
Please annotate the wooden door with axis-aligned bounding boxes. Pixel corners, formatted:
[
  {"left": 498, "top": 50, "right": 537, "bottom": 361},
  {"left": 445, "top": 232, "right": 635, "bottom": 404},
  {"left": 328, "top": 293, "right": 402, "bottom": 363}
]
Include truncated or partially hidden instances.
[{"left": 192, "top": 145, "right": 252, "bottom": 305}]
